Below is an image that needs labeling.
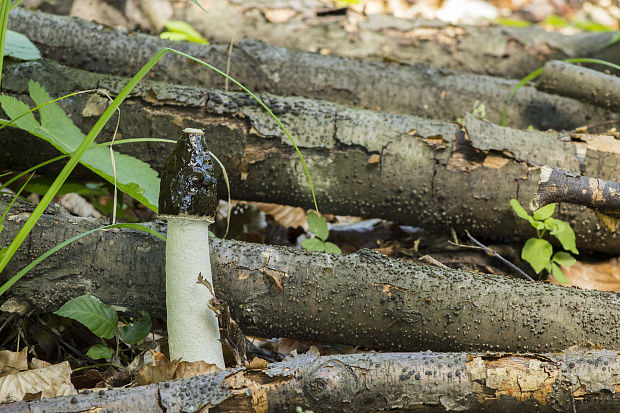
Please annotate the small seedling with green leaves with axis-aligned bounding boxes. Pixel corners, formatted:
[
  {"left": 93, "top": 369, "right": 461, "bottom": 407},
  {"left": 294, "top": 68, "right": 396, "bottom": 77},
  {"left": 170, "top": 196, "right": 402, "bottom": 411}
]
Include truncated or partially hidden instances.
[
  {"left": 54, "top": 294, "right": 151, "bottom": 362},
  {"left": 301, "top": 212, "right": 341, "bottom": 254},
  {"left": 510, "top": 199, "right": 578, "bottom": 284}
]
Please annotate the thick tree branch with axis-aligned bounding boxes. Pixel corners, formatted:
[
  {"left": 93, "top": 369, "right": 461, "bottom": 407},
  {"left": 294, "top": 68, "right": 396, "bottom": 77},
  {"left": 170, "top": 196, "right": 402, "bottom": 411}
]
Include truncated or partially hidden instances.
[
  {"left": 2, "top": 196, "right": 620, "bottom": 353},
  {"left": 537, "top": 60, "right": 620, "bottom": 112},
  {"left": 7, "top": 7, "right": 619, "bottom": 130},
  {"left": 4, "top": 349, "right": 620, "bottom": 412},
  {"left": 169, "top": 0, "right": 620, "bottom": 80},
  {"left": 1, "top": 60, "right": 619, "bottom": 253}
]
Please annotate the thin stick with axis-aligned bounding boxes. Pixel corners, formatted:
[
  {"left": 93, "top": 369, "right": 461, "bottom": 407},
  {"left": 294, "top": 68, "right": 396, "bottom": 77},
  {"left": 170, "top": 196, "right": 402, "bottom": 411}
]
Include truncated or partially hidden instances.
[{"left": 464, "top": 230, "right": 534, "bottom": 281}]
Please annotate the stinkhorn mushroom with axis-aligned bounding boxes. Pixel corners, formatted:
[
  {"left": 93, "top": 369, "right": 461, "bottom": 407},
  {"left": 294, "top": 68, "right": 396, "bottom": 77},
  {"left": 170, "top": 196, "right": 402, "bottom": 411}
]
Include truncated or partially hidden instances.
[{"left": 159, "top": 128, "right": 225, "bottom": 368}]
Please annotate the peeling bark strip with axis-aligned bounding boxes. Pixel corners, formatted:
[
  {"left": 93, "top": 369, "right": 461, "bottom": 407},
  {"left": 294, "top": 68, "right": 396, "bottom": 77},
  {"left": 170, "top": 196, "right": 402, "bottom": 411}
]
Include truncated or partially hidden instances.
[
  {"left": 7, "top": 8, "right": 619, "bottom": 130},
  {"left": 5, "top": 349, "right": 620, "bottom": 412},
  {"left": 2, "top": 60, "right": 620, "bottom": 254},
  {"left": 172, "top": 0, "right": 620, "bottom": 79},
  {"left": 2, "top": 197, "right": 620, "bottom": 353},
  {"left": 533, "top": 165, "right": 620, "bottom": 218},
  {"left": 537, "top": 60, "right": 620, "bottom": 112}
]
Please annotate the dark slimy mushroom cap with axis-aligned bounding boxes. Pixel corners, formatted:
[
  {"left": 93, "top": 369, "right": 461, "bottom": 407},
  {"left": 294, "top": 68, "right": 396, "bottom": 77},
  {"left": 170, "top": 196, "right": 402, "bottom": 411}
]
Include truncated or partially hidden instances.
[{"left": 159, "top": 128, "right": 217, "bottom": 220}]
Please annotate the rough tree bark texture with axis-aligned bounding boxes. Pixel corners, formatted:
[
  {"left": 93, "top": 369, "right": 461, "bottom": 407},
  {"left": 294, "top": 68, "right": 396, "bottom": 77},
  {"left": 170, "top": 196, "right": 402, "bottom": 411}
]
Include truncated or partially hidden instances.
[
  {"left": 2, "top": 197, "right": 620, "bottom": 353},
  {"left": 537, "top": 60, "right": 620, "bottom": 112},
  {"left": 4, "top": 349, "right": 620, "bottom": 412},
  {"left": 7, "top": 8, "right": 619, "bottom": 130},
  {"left": 172, "top": 0, "right": 620, "bottom": 79},
  {"left": 1, "top": 60, "right": 619, "bottom": 254}
]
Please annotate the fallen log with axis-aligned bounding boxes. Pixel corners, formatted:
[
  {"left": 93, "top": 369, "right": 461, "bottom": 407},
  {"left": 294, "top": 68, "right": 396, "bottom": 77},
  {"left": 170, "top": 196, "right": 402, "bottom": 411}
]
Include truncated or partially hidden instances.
[
  {"left": 537, "top": 60, "right": 620, "bottom": 112},
  {"left": 7, "top": 7, "right": 619, "bottom": 130},
  {"left": 3, "top": 349, "right": 620, "bottom": 412},
  {"left": 2, "top": 196, "right": 620, "bottom": 353},
  {"left": 1, "top": 59, "right": 619, "bottom": 254},
  {"left": 172, "top": 0, "right": 620, "bottom": 79}
]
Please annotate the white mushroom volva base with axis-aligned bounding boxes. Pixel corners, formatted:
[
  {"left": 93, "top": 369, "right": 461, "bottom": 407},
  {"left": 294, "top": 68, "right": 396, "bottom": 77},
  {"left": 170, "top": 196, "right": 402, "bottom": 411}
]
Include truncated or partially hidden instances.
[{"left": 165, "top": 216, "right": 225, "bottom": 368}]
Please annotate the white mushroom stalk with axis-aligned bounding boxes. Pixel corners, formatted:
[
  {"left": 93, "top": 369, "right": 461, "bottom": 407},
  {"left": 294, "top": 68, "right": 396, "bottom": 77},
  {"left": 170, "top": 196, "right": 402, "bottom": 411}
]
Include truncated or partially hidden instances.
[{"left": 159, "top": 128, "right": 225, "bottom": 368}]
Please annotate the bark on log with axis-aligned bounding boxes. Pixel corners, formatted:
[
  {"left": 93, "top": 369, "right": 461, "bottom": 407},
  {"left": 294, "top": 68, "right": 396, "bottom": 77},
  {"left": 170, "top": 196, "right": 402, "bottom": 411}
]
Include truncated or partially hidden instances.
[
  {"left": 537, "top": 60, "right": 620, "bottom": 112},
  {"left": 532, "top": 165, "right": 620, "bottom": 219},
  {"left": 7, "top": 7, "right": 619, "bottom": 130},
  {"left": 4, "top": 349, "right": 620, "bottom": 412},
  {"left": 171, "top": 0, "right": 620, "bottom": 79},
  {"left": 1, "top": 59, "right": 619, "bottom": 254},
  {"left": 2, "top": 196, "right": 620, "bottom": 353}
]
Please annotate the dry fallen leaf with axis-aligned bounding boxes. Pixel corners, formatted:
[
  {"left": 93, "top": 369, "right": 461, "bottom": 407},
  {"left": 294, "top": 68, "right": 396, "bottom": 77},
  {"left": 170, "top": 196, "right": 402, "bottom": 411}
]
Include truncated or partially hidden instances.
[
  {"left": 552, "top": 258, "right": 620, "bottom": 292},
  {"left": 136, "top": 360, "right": 220, "bottom": 385},
  {"left": 246, "top": 357, "right": 269, "bottom": 370},
  {"left": 0, "top": 347, "right": 28, "bottom": 376},
  {"left": 0, "top": 361, "right": 76, "bottom": 403}
]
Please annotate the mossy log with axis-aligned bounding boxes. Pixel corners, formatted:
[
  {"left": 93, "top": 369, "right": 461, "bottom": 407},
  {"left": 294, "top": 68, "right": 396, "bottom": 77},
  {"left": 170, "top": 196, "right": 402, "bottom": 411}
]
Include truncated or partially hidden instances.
[
  {"left": 4, "top": 347, "right": 620, "bottom": 412},
  {"left": 171, "top": 0, "right": 620, "bottom": 79},
  {"left": 1, "top": 60, "right": 619, "bottom": 254},
  {"left": 2, "top": 196, "right": 620, "bottom": 353},
  {"left": 7, "top": 7, "right": 619, "bottom": 130}
]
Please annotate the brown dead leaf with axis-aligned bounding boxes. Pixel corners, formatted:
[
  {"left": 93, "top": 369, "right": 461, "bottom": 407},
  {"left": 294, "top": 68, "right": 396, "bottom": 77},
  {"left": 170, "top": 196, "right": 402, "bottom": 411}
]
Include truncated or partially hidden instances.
[
  {"left": 552, "top": 258, "right": 620, "bottom": 292},
  {"left": 0, "top": 361, "right": 76, "bottom": 403},
  {"left": 252, "top": 202, "right": 307, "bottom": 229},
  {"left": 246, "top": 357, "right": 269, "bottom": 370},
  {"left": 28, "top": 358, "right": 51, "bottom": 370},
  {"left": 373, "top": 245, "right": 394, "bottom": 256},
  {"left": 368, "top": 154, "right": 381, "bottom": 164},
  {"left": 137, "top": 360, "right": 220, "bottom": 385},
  {"left": 0, "top": 347, "right": 28, "bottom": 376}
]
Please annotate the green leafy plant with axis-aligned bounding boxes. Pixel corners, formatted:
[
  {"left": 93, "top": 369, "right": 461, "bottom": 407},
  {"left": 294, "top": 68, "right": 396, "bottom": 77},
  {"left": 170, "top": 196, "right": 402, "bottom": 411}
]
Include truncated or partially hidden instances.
[
  {"left": 301, "top": 212, "right": 341, "bottom": 254},
  {"left": 0, "top": 81, "right": 161, "bottom": 210},
  {"left": 54, "top": 294, "right": 152, "bottom": 361},
  {"left": 510, "top": 199, "right": 578, "bottom": 284},
  {"left": 160, "top": 21, "right": 208, "bottom": 44}
]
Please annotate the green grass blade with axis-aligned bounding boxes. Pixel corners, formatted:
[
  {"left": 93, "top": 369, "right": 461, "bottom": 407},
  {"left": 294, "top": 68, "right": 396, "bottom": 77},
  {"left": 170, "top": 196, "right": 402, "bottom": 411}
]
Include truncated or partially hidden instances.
[
  {"left": 188, "top": 0, "right": 209, "bottom": 15},
  {"left": 0, "top": 0, "right": 11, "bottom": 90},
  {"left": 208, "top": 151, "right": 231, "bottom": 238},
  {"left": 9, "top": 0, "right": 23, "bottom": 10},
  {"left": 563, "top": 57, "right": 620, "bottom": 72},
  {"left": 0, "top": 223, "right": 165, "bottom": 297},
  {"left": 500, "top": 67, "right": 543, "bottom": 127}
]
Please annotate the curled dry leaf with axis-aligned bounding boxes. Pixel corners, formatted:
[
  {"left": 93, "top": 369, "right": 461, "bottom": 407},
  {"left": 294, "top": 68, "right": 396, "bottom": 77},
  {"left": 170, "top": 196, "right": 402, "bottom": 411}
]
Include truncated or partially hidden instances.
[
  {"left": 246, "top": 357, "right": 269, "bottom": 370},
  {"left": 0, "top": 347, "right": 28, "bottom": 376},
  {"left": 0, "top": 361, "right": 76, "bottom": 403}
]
